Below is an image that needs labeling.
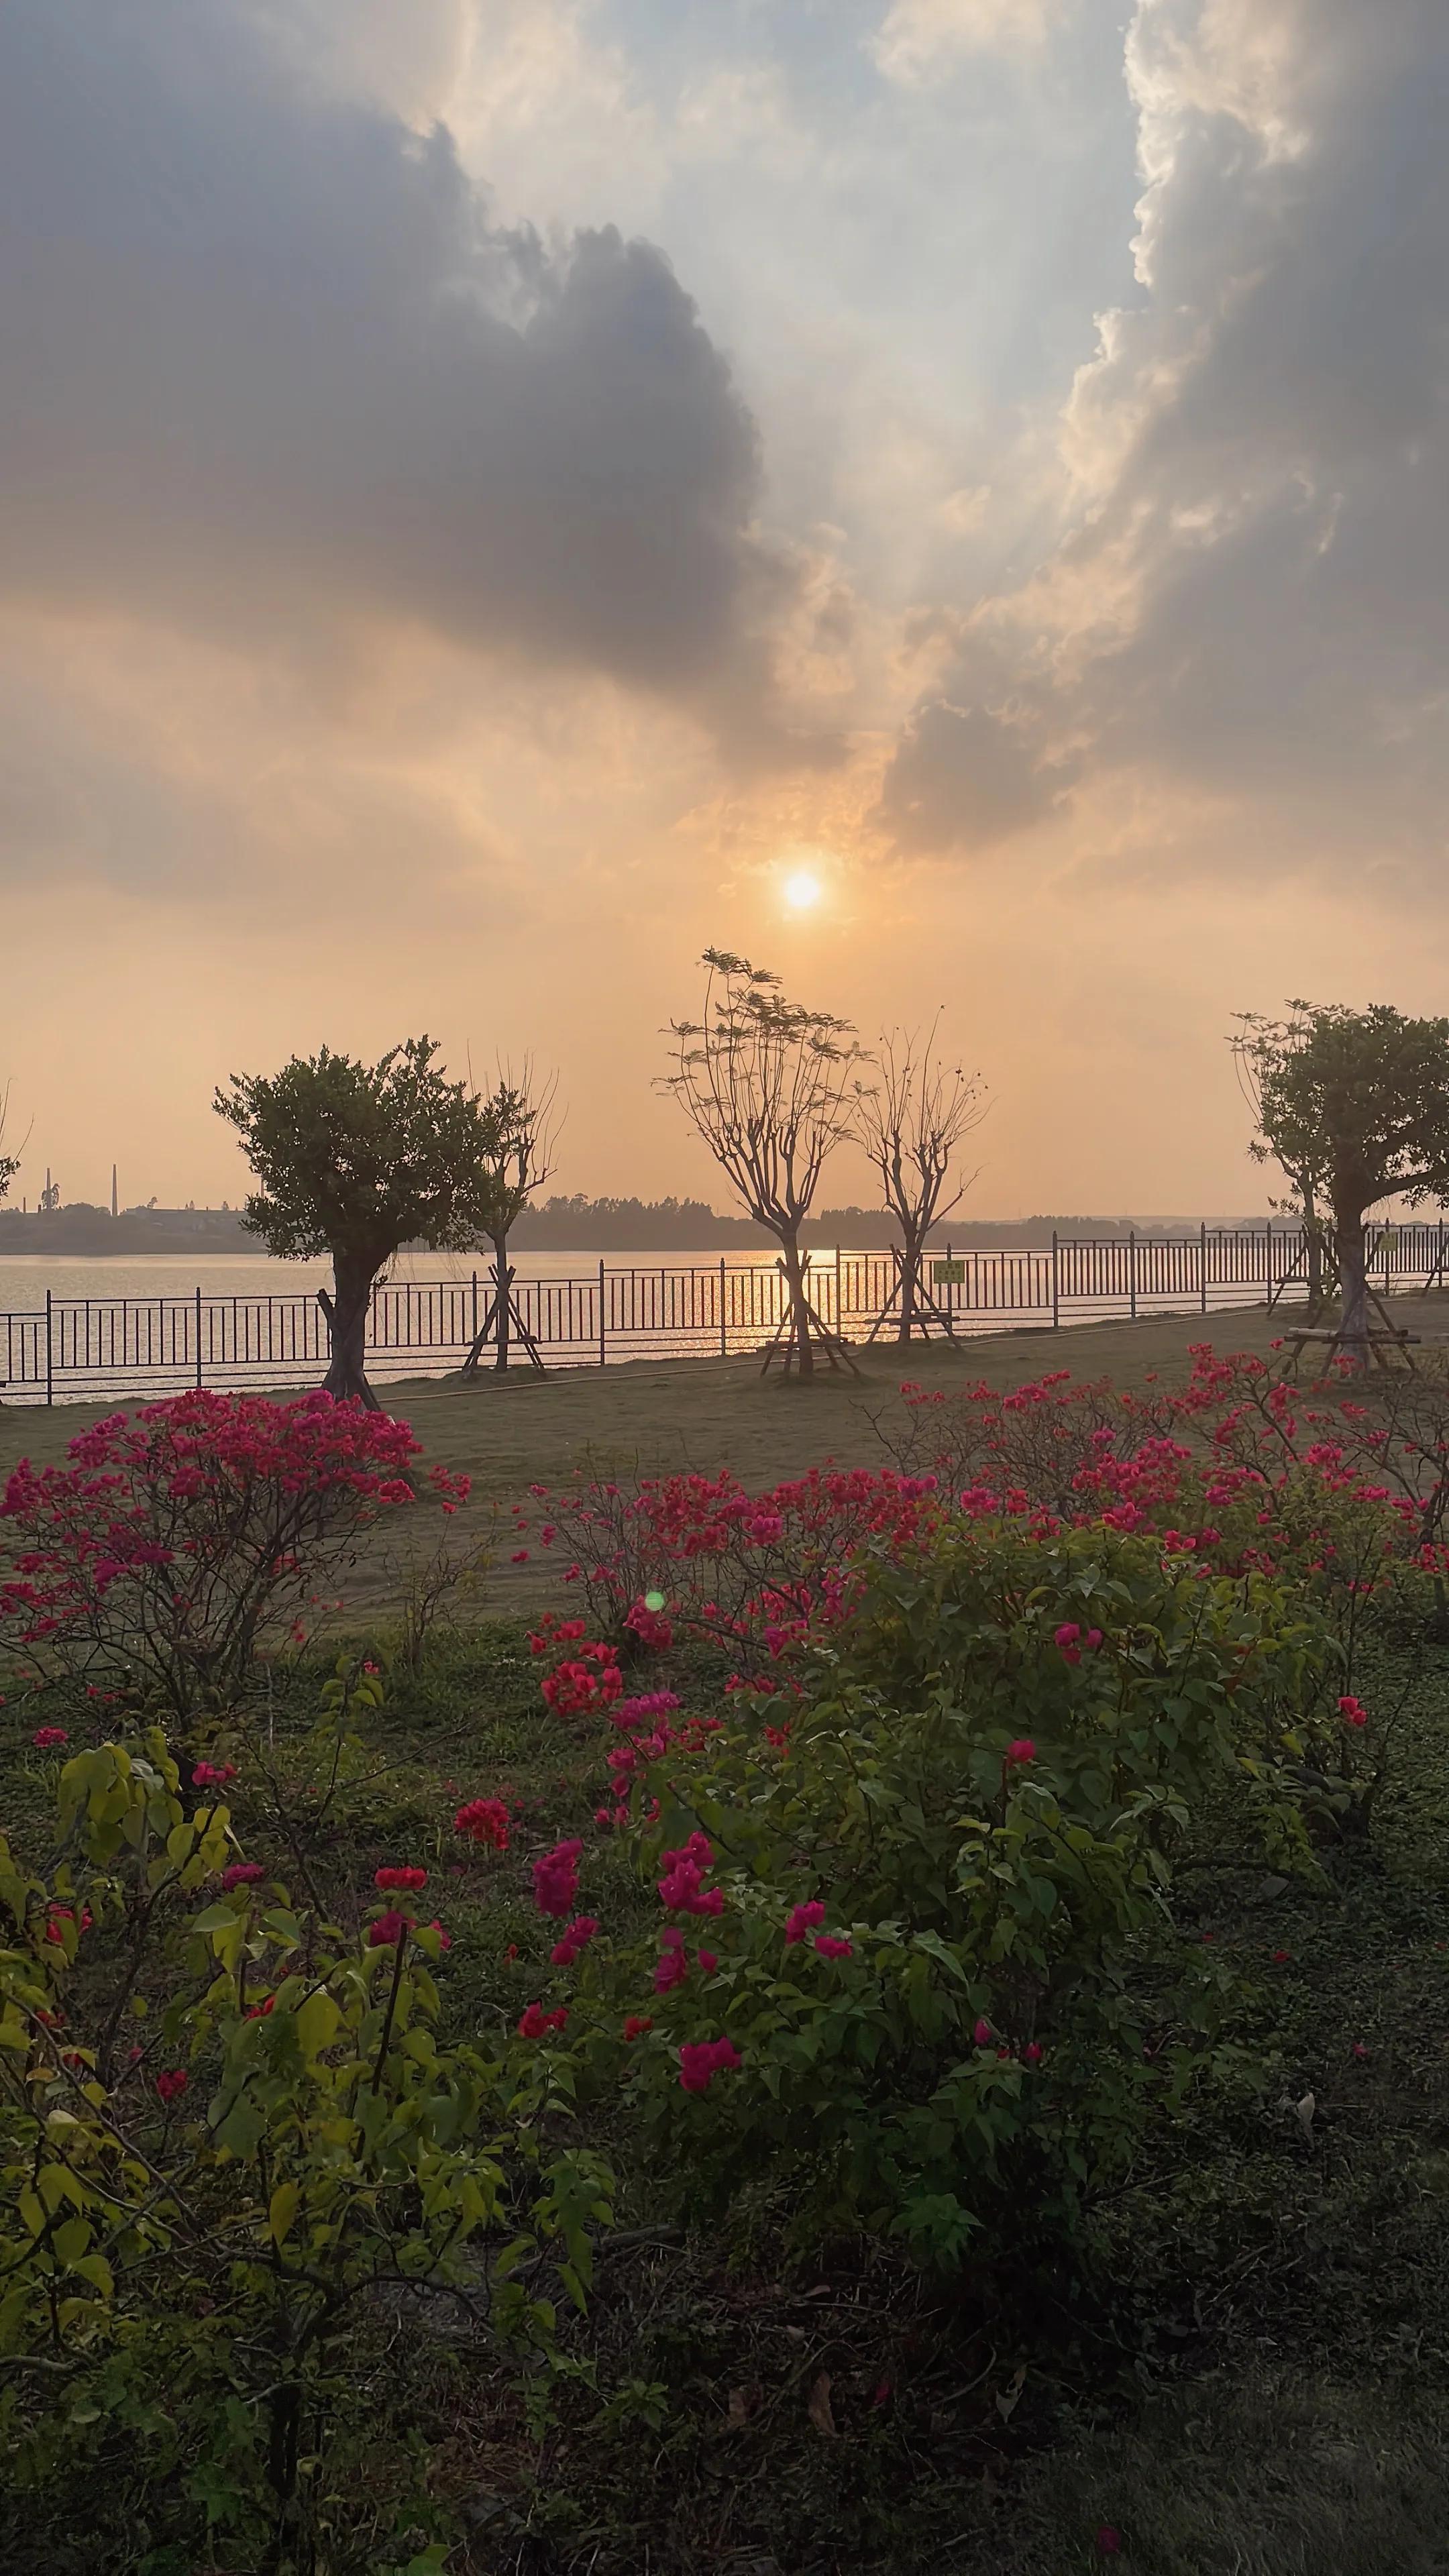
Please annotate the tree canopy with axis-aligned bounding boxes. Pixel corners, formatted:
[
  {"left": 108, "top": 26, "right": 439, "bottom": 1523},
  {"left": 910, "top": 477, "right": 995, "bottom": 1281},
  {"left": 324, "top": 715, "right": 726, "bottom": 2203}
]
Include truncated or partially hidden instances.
[
  {"left": 215, "top": 1038, "right": 496, "bottom": 1401},
  {"left": 1233, "top": 1001, "right": 1449, "bottom": 1356}
]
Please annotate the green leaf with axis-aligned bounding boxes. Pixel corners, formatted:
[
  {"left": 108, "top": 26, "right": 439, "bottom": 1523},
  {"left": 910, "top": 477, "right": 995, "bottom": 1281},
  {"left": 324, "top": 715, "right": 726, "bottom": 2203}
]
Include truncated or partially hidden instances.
[{"left": 268, "top": 2181, "right": 302, "bottom": 2246}]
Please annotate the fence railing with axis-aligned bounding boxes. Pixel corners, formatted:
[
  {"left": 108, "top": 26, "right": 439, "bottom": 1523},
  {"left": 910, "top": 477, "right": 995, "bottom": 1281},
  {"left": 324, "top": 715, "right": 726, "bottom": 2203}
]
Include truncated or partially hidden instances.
[{"left": 1, "top": 1225, "right": 1446, "bottom": 1405}]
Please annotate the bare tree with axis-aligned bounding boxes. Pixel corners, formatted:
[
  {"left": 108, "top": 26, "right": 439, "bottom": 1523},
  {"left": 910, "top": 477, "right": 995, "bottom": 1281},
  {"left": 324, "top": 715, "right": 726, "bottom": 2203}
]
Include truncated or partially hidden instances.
[
  {"left": 662, "top": 949, "right": 868, "bottom": 1379},
  {"left": 854, "top": 1018, "right": 987, "bottom": 1340},
  {"left": 1231, "top": 1013, "right": 1332, "bottom": 1313},
  {"left": 460, "top": 1061, "right": 562, "bottom": 1375},
  {"left": 0, "top": 1083, "right": 19, "bottom": 1205}
]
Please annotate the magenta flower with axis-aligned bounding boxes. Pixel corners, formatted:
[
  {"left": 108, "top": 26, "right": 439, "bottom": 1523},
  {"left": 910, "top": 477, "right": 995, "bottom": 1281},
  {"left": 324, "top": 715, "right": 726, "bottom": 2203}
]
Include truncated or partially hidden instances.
[
  {"left": 814, "top": 1935, "right": 853, "bottom": 1960},
  {"left": 678, "top": 2035, "right": 741, "bottom": 2093}
]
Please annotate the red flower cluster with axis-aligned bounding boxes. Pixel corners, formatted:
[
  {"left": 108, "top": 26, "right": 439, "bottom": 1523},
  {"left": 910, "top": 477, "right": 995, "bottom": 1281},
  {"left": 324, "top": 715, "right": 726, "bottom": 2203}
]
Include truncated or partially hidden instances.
[
  {"left": 31, "top": 1726, "right": 68, "bottom": 1750},
  {"left": 221, "top": 1862, "right": 264, "bottom": 1891},
  {"left": 678, "top": 2035, "right": 741, "bottom": 2093},
  {"left": 1338, "top": 1695, "right": 1368, "bottom": 1727},
  {"left": 375, "top": 1864, "right": 428, "bottom": 1892},
  {"left": 193, "top": 1760, "right": 237, "bottom": 1788},
  {"left": 623, "top": 2015, "right": 653, "bottom": 2041},
  {"left": 550, "top": 1915, "right": 600, "bottom": 1966},
  {"left": 368, "top": 1909, "right": 413, "bottom": 1948},
  {"left": 156, "top": 2069, "right": 189, "bottom": 2104},
  {"left": 454, "top": 1795, "right": 511, "bottom": 1850},
  {"left": 541, "top": 1640, "right": 623, "bottom": 1717},
  {"left": 517, "top": 2001, "right": 570, "bottom": 2039}
]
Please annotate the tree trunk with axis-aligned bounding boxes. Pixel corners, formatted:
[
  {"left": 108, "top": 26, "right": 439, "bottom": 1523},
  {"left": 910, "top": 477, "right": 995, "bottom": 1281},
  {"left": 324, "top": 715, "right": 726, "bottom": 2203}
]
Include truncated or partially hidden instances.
[
  {"left": 492, "top": 1232, "right": 511, "bottom": 1372},
  {"left": 319, "top": 1262, "right": 380, "bottom": 1408},
  {"left": 780, "top": 1234, "right": 814, "bottom": 1379},
  {"left": 1301, "top": 1180, "right": 1326, "bottom": 1315},
  {"left": 1335, "top": 1201, "right": 1369, "bottom": 1368},
  {"left": 896, "top": 1231, "right": 923, "bottom": 1343}
]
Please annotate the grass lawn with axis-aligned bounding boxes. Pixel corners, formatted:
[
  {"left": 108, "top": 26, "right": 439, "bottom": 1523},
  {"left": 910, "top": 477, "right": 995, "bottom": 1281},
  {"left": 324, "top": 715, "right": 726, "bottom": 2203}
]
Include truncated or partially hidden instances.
[{"left": 3, "top": 1310, "right": 1449, "bottom": 2571}]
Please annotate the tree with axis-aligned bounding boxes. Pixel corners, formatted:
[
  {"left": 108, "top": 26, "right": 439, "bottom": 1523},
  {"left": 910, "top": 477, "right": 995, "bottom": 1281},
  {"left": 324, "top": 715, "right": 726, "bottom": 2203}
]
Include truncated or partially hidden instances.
[
  {"left": 853, "top": 1018, "right": 987, "bottom": 1341},
  {"left": 1231, "top": 1013, "right": 1332, "bottom": 1311},
  {"left": 461, "top": 1061, "right": 562, "bottom": 1374},
  {"left": 1234, "top": 1002, "right": 1449, "bottom": 1363},
  {"left": 0, "top": 1082, "right": 18, "bottom": 1205},
  {"left": 662, "top": 950, "right": 868, "bottom": 1379},
  {"left": 216, "top": 1038, "right": 495, "bottom": 1407}
]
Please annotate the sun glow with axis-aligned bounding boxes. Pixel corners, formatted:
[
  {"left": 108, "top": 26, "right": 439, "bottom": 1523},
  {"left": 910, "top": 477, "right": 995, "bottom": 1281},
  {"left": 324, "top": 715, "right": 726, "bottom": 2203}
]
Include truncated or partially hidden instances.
[{"left": 782, "top": 869, "right": 824, "bottom": 912}]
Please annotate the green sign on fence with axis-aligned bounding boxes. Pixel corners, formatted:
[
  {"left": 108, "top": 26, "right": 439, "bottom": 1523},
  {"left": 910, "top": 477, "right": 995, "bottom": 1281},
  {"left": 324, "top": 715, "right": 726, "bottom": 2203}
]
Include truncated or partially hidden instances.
[{"left": 932, "top": 1259, "right": 965, "bottom": 1285}]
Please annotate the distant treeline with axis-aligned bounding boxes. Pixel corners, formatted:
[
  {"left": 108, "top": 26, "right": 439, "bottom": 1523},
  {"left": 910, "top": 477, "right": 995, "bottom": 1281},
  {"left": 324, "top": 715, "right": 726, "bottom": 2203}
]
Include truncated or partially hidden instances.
[
  {"left": 0, "top": 1196, "right": 1294, "bottom": 1260},
  {"left": 507, "top": 1197, "right": 1279, "bottom": 1250}
]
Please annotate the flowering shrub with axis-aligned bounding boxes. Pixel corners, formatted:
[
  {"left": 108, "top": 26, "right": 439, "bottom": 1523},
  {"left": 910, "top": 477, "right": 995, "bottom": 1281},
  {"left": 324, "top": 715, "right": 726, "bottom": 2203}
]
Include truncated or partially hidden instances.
[
  {"left": 0, "top": 1734, "right": 612, "bottom": 2568},
  {"left": 0, "top": 1391, "right": 469, "bottom": 1720},
  {"left": 572, "top": 1517, "right": 1338, "bottom": 2269}
]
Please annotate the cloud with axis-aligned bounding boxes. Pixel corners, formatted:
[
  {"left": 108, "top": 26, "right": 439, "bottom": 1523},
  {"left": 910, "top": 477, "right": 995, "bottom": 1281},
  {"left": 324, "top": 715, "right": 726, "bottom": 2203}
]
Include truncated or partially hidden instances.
[
  {"left": 873, "top": 0, "right": 1067, "bottom": 81},
  {"left": 0, "top": 0, "right": 795, "bottom": 741},
  {"left": 881, "top": 0, "right": 1449, "bottom": 867}
]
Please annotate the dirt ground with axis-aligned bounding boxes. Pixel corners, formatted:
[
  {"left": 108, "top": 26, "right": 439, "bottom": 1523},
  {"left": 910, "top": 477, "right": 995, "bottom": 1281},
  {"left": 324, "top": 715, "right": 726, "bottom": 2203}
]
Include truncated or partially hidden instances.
[{"left": 7, "top": 1293, "right": 1449, "bottom": 1621}]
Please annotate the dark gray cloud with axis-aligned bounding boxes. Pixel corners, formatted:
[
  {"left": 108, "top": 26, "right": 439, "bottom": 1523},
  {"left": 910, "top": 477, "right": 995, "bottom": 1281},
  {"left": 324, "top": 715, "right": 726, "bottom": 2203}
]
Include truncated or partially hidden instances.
[
  {"left": 0, "top": 0, "right": 785, "bottom": 727},
  {"left": 882, "top": 0, "right": 1449, "bottom": 861},
  {"left": 877, "top": 694, "right": 1075, "bottom": 849}
]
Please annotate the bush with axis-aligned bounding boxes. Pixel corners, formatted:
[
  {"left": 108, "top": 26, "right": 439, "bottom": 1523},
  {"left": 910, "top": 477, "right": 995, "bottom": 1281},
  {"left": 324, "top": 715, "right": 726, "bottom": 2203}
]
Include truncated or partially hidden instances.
[
  {"left": 0, "top": 1390, "right": 470, "bottom": 1723},
  {"left": 569, "top": 1517, "right": 1339, "bottom": 2270},
  {"left": 0, "top": 1726, "right": 612, "bottom": 2572}
]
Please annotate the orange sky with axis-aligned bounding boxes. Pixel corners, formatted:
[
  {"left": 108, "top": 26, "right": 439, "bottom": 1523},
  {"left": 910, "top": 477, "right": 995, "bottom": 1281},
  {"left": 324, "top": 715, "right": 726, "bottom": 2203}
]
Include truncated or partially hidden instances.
[{"left": 4, "top": 1, "right": 1446, "bottom": 1219}]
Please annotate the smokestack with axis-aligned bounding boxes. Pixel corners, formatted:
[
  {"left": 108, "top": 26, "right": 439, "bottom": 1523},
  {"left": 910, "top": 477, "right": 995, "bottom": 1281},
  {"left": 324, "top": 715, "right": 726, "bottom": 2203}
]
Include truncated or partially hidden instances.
[{"left": 111, "top": 1163, "right": 118, "bottom": 1220}]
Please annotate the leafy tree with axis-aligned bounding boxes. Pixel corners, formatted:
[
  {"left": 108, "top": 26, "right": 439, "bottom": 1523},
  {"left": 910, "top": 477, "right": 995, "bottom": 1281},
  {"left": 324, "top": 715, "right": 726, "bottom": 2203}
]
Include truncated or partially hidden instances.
[
  {"left": 215, "top": 1038, "right": 495, "bottom": 1406},
  {"left": 662, "top": 951, "right": 867, "bottom": 1377},
  {"left": 462, "top": 1061, "right": 561, "bottom": 1373},
  {"left": 1234, "top": 1002, "right": 1449, "bottom": 1361},
  {"left": 853, "top": 1016, "right": 987, "bottom": 1340}
]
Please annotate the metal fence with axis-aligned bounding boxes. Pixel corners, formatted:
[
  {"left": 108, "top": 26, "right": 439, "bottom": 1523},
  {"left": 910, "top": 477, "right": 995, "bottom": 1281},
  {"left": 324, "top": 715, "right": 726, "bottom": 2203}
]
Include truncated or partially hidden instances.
[{"left": 2, "top": 1224, "right": 1446, "bottom": 1405}]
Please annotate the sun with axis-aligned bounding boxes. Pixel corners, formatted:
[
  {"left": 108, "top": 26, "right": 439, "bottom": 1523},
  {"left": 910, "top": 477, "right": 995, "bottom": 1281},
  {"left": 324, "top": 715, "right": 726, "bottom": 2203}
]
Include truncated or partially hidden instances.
[{"left": 782, "top": 869, "right": 824, "bottom": 912}]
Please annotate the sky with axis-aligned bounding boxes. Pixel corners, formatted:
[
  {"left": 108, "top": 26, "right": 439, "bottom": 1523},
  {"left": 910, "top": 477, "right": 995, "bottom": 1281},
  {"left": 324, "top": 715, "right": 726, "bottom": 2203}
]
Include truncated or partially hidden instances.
[{"left": 2, "top": 0, "right": 1447, "bottom": 1219}]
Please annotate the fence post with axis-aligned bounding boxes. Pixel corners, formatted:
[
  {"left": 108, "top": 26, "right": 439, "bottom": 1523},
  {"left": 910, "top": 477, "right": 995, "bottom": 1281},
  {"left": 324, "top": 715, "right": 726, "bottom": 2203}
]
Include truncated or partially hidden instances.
[
  {"left": 1129, "top": 1231, "right": 1137, "bottom": 1322},
  {"left": 471, "top": 1271, "right": 478, "bottom": 1346},
  {"left": 1199, "top": 1220, "right": 1208, "bottom": 1316},
  {"left": 45, "top": 1289, "right": 53, "bottom": 1407},
  {"left": 195, "top": 1285, "right": 203, "bottom": 1389},
  {"left": 598, "top": 1258, "right": 606, "bottom": 1369},
  {"left": 1051, "top": 1230, "right": 1059, "bottom": 1330},
  {"left": 835, "top": 1244, "right": 843, "bottom": 1339},
  {"left": 719, "top": 1257, "right": 727, "bottom": 1359}
]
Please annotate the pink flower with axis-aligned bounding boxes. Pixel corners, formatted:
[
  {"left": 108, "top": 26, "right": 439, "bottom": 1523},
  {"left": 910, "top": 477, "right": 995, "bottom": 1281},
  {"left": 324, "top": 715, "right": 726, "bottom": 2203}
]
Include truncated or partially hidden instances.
[
  {"left": 155, "top": 2069, "right": 188, "bottom": 2104},
  {"left": 31, "top": 1726, "right": 68, "bottom": 1750},
  {"left": 533, "top": 1839, "right": 584, "bottom": 1919},
  {"left": 374, "top": 1864, "right": 427, "bottom": 1892},
  {"left": 697, "top": 1948, "right": 719, "bottom": 1975},
  {"left": 654, "top": 1931, "right": 690, "bottom": 1994},
  {"left": 367, "top": 1909, "right": 411, "bottom": 1948},
  {"left": 424, "top": 1919, "right": 451, "bottom": 1951},
  {"left": 785, "top": 1899, "right": 826, "bottom": 1946},
  {"left": 973, "top": 2017, "right": 993, "bottom": 2047},
  {"left": 1022, "top": 2041, "right": 1044, "bottom": 2065},
  {"left": 1055, "top": 1622, "right": 1082, "bottom": 1666},
  {"left": 1095, "top": 2531, "right": 1122, "bottom": 2559},
  {"left": 814, "top": 1935, "right": 853, "bottom": 1960},
  {"left": 678, "top": 2035, "right": 742, "bottom": 2093},
  {"left": 221, "top": 1862, "right": 264, "bottom": 1891},
  {"left": 1003, "top": 1737, "right": 1036, "bottom": 1766},
  {"left": 624, "top": 2015, "right": 653, "bottom": 2041},
  {"left": 1338, "top": 1695, "right": 1368, "bottom": 1727}
]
